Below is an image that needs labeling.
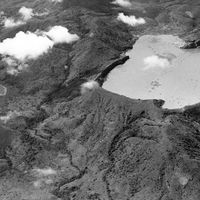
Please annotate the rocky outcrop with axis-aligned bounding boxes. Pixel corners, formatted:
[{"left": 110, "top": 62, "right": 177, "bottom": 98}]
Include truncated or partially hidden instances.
[
  {"left": 181, "top": 39, "right": 200, "bottom": 49},
  {"left": 95, "top": 55, "right": 130, "bottom": 86}
]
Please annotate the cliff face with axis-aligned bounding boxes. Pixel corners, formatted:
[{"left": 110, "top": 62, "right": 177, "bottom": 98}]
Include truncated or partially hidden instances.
[{"left": 0, "top": 0, "right": 200, "bottom": 200}]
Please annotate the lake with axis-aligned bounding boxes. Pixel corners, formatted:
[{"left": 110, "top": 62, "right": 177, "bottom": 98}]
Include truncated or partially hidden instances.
[{"left": 103, "top": 35, "right": 200, "bottom": 109}]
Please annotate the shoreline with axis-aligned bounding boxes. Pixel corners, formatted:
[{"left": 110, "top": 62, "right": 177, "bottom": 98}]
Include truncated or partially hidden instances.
[{"left": 95, "top": 55, "right": 130, "bottom": 86}]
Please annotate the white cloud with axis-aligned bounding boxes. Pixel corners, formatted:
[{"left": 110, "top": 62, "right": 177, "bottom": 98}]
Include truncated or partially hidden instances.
[
  {"left": 112, "top": 0, "right": 132, "bottom": 7},
  {"left": 33, "top": 180, "right": 42, "bottom": 188},
  {"left": 33, "top": 178, "right": 53, "bottom": 188},
  {"left": 6, "top": 67, "right": 19, "bottom": 75},
  {"left": 0, "top": 26, "right": 79, "bottom": 73},
  {"left": 51, "top": 0, "right": 63, "bottom": 2},
  {"left": 3, "top": 18, "right": 25, "bottom": 28},
  {"left": 0, "top": 31, "right": 54, "bottom": 61},
  {"left": 2, "top": 57, "right": 17, "bottom": 66},
  {"left": 2, "top": 57, "right": 22, "bottom": 75},
  {"left": 143, "top": 55, "right": 170, "bottom": 70},
  {"left": 0, "top": 111, "right": 20, "bottom": 123},
  {"left": 117, "top": 13, "right": 146, "bottom": 26},
  {"left": 0, "top": 11, "right": 5, "bottom": 16},
  {"left": 18, "top": 6, "right": 34, "bottom": 21},
  {"left": 32, "top": 168, "right": 57, "bottom": 177},
  {"left": 185, "top": 11, "right": 193, "bottom": 18},
  {"left": 35, "top": 9, "right": 49, "bottom": 17},
  {"left": 0, "top": 84, "right": 7, "bottom": 96},
  {"left": 45, "top": 26, "right": 79, "bottom": 44},
  {"left": 6, "top": 63, "right": 29, "bottom": 75},
  {"left": 3, "top": 6, "right": 33, "bottom": 28},
  {"left": 81, "top": 80, "right": 99, "bottom": 94}
]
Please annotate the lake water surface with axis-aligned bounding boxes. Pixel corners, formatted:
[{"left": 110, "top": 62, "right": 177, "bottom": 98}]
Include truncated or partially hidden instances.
[{"left": 103, "top": 35, "right": 200, "bottom": 109}]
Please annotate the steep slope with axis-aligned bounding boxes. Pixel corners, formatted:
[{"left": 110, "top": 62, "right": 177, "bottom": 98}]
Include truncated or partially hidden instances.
[{"left": 0, "top": 0, "right": 200, "bottom": 200}]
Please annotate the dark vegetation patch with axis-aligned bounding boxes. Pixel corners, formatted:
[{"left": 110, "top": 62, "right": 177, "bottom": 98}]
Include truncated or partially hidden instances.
[{"left": 63, "top": 0, "right": 113, "bottom": 13}]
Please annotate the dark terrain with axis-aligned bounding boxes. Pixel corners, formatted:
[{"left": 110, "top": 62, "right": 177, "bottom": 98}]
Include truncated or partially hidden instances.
[{"left": 0, "top": 0, "right": 200, "bottom": 199}]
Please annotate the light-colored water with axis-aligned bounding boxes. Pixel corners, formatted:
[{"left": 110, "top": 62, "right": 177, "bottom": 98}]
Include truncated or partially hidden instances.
[{"left": 103, "top": 35, "right": 200, "bottom": 109}]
